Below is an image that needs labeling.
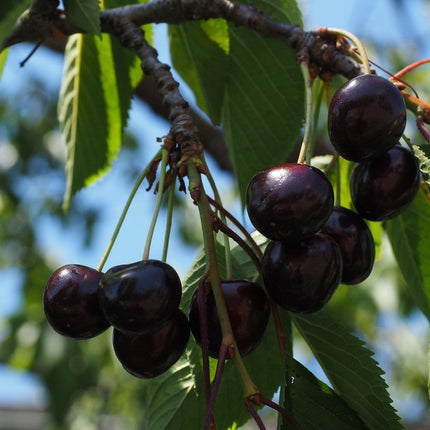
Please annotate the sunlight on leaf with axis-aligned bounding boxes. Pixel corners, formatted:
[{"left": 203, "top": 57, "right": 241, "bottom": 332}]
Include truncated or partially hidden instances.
[{"left": 292, "top": 312, "right": 402, "bottom": 430}]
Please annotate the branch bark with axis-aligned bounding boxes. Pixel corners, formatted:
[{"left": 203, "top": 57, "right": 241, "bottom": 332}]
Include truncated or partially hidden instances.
[
  {"left": 4, "top": 0, "right": 364, "bottom": 79},
  {"left": 2, "top": 0, "right": 368, "bottom": 170}
]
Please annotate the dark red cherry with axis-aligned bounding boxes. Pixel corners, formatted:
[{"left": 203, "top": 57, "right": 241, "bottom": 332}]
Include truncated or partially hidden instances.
[
  {"left": 261, "top": 234, "right": 342, "bottom": 313},
  {"left": 188, "top": 280, "right": 270, "bottom": 358},
  {"left": 246, "top": 163, "right": 334, "bottom": 241},
  {"left": 99, "top": 260, "right": 182, "bottom": 334},
  {"left": 320, "top": 206, "right": 375, "bottom": 284},
  {"left": 113, "top": 309, "right": 190, "bottom": 379},
  {"left": 328, "top": 74, "right": 406, "bottom": 161},
  {"left": 43, "top": 264, "right": 110, "bottom": 339},
  {"left": 350, "top": 145, "right": 421, "bottom": 221}
]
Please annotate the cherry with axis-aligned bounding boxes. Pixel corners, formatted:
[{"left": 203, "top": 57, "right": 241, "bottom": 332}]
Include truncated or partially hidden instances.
[
  {"left": 350, "top": 145, "right": 421, "bottom": 221},
  {"left": 328, "top": 74, "right": 406, "bottom": 162},
  {"left": 43, "top": 264, "right": 110, "bottom": 339},
  {"left": 261, "top": 234, "right": 342, "bottom": 313},
  {"left": 113, "top": 309, "right": 190, "bottom": 379},
  {"left": 99, "top": 259, "right": 182, "bottom": 334},
  {"left": 246, "top": 163, "right": 334, "bottom": 242},
  {"left": 188, "top": 280, "right": 270, "bottom": 358},
  {"left": 320, "top": 206, "right": 375, "bottom": 284}
]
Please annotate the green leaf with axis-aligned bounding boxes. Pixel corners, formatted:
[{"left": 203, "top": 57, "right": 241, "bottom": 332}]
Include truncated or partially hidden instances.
[
  {"left": 63, "top": 0, "right": 101, "bottom": 36},
  {"left": 137, "top": 352, "right": 197, "bottom": 429},
  {"left": 0, "top": 48, "right": 8, "bottom": 82},
  {"left": 222, "top": 0, "right": 305, "bottom": 205},
  {"left": 0, "top": 1, "right": 31, "bottom": 48},
  {"left": 169, "top": 21, "right": 229, "bottom": 124},
  {"left": 169, "top": 0, "right": 304, "bottom": 197},
  {"left": 292, "top": 312, "right": 402, "bottom": 430},
  {"left": 386, "top": 190, "right": 430, "bottom": 319},
  {"left": 283, "top": 358, "right": 366, "bottom": 429},
  {"left": 58, "top": 32, "right": 140, "bottom": 209}
]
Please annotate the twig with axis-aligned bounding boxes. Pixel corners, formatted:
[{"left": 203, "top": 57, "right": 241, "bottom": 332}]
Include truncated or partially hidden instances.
[
  {"left": 202, "top": 344, "right": 228, "bottom": 430},
  {"left": 244, "top": 398, "right": 266, "bottom": 430}
]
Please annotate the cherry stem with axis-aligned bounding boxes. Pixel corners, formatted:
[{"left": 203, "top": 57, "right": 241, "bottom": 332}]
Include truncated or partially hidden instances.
[
  {"left": 97, "top": 148, "right": 162, "bottom": 272},
  {"left": 259, "top": 394, "right": 302, "bottom": 430},
  {"left": 206, "top": 195, "right": 263, "bottom": 260},
  {"left": 309, "top": 79, "right": 325, "bottom": 158},
  {"left": 335, "top": 159, "right": 341, "bottom": 207},
  {"left": 208, "top": 204, "right": 287, "bottom": 360},
  {"left": 142, "top": 147, "right": 169, "bottom": 260},
  {"left": 269, "top": 297, "right": 287, "bottom": 359},
  {"left": 244, "top": 398, "right": 266, "bottom": 430},
  {"left": 321, "top": 27, "right": 371, "bottom": 75},
  {"left": 202, "top": 344, "right": 228, "bottom": 430},
  {"left": 187, "top": 162, "right": 259, "bottom": 399},
  {"left": 323, "top": 154, "right": 339, "bottom": 175},
  {"left": 161, "top": 172, "right": 176, "bottom": 262},
  {"left": 202, "top": 156, "right": 233, "bottom": 279},
  {"left": 197, "top": 276, "right": 211, "bottom": 405},
  {"left": 214, "top": 214, "right": 263, "bottom": 276},
  {"left": 417, "top": 118, "right": 430, "bottom": 144},
  {"left": 392, "top": 58, "right": 430, "bottom": 79},
  {"left": 297, "top": 62, "right": 314, "bottom": 165}
]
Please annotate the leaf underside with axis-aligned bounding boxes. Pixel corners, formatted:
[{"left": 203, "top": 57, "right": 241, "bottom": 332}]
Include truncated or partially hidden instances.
[{"left": 58, "top": 30, "right": 143, "bottom": 210}]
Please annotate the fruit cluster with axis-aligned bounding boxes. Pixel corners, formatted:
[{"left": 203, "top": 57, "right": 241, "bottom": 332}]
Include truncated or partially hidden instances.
[
  {"left": 246, "top": 73, "right": 421, "bottom": 314},
  {"left": 42, "top": 73, "right": 422, "bottom": 381},
  {"left": 329, "top": 74, "right": 421, "bottom": 222},
  {"left": 43, "top": 260, "right": 190, "bottom": 378}
]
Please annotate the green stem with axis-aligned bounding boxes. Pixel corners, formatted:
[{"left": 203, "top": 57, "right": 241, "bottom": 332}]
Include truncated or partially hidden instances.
[
  {"left": 142, "top": 148, "right": 169, "bottom": 260},
  {"left": 187, "top": 162, "right": 258, "bottom": 398},
  {"left": 297, "top": 62, "right": 314, "bottom": 165},
  {"left": 325, "top": 27, "right": 371, "bottom": 75},
  {"left": 203, "top": 156, "right": 232, "bottom": 279},
  {"left": 97, "top": 149, "right": 162, "bottom": 272},
  {"left": 309, "top": 79, "right": 324, "bottom": 158},
  {"left": 162, "top": 172, "right": 176, "bottom": 262},
  {"left": 335, "top": 159, "right": 341, "bottom": 207},
  {"left": 206, "top": 195, "right": 263, "bottom": 260}
]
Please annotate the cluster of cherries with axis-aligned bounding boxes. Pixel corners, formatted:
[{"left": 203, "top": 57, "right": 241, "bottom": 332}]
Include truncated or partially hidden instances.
[
  {"left": 44, "top": 260, "right": 271, "bottom": 378},
  {"left": 43, "top": 260, "right": 190, "bottom": 378},
  {"left": 246, "top": 73, "right": 421, "bottom": 314},
  {"left": 43, "top": 73, "right": 422, "bottom": 380}
]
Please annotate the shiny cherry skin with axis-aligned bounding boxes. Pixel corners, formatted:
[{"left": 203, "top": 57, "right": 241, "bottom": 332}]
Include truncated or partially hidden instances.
[
  {"left": 99, "top": 260, "right": 182, "bottom": 334},
  {"left": 43, "top": 264, "right": 110, "bottom": 339},
  {"left": 350, "top": 145, "right": 421, "bottom": 221},
  {"left": 320, "top": 206, "right": 375, "bottom": 284},
  {"left": 246, "top": 163, "right": 334, "bottom": 242},
  {"left": 113, "top": 309, "right": 190, "bottom": 379},
  {"left": 188, "top": 280, "right": 270, "bottom": 358},
  {"left": 328, "top": 74, "right": 406, "bottom": 162},
  {"left": 262, "top": 233, "right": 342, "bottom": 313}
]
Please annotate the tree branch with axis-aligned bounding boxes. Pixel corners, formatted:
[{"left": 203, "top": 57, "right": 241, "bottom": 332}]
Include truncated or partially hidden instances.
[
  {"left": 4, "top": 0, "right": 364, "bottom": 80},
  {"left": 111, "top": 18, "right": 203, "bottom": 161},
  {"left": 2, "top": 0, "right": 367, "bottom": 168},
  {"left": 39, "top": 38, "right": 233, "bottom": 171}
]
